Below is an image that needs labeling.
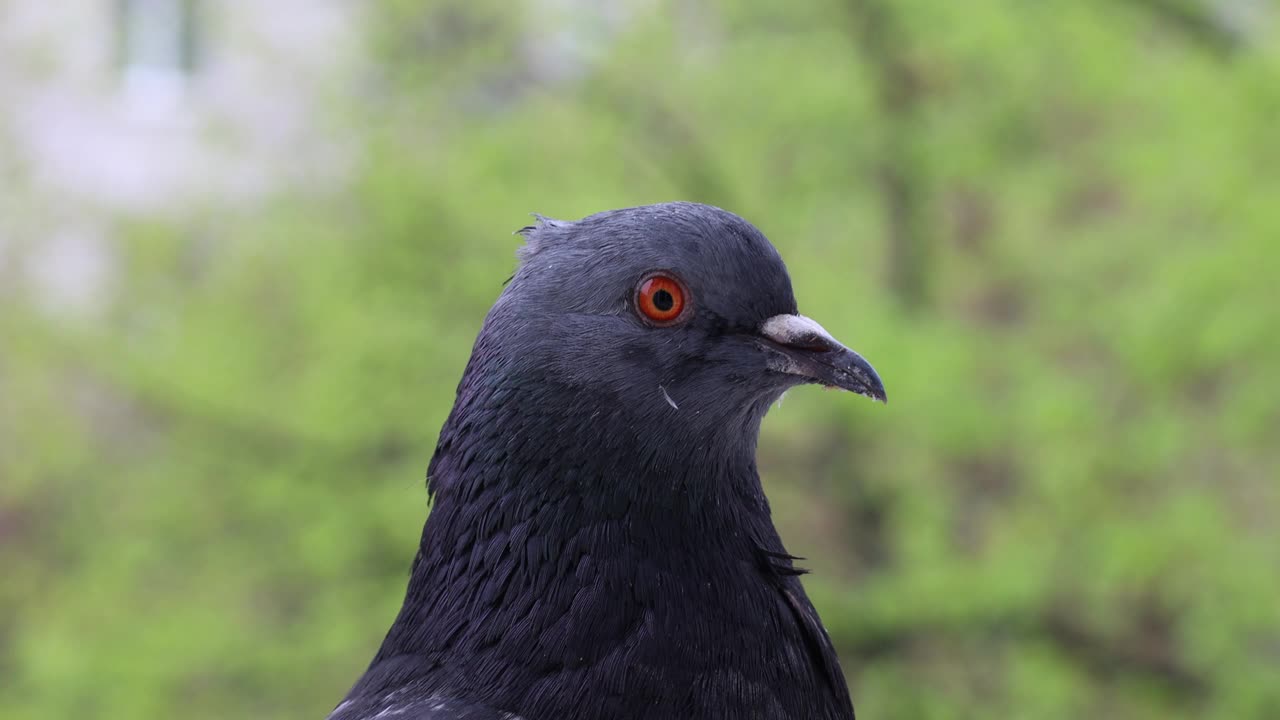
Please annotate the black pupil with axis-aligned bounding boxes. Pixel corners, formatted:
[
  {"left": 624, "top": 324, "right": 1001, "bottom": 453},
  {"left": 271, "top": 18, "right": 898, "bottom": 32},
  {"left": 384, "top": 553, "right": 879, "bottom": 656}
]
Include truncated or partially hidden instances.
[{"left": 652, "top": 289, "right": 674, "bottom": 312}]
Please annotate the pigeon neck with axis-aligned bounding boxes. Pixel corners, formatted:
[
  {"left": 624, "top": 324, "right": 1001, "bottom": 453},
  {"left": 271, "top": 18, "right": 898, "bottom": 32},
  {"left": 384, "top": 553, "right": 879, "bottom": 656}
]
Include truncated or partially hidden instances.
[
  {"left": 425, "top": 364, "right": 775, "bottom": 521},
  {"left": 370, "top": 371, "right": 782, "bottom": 664}
]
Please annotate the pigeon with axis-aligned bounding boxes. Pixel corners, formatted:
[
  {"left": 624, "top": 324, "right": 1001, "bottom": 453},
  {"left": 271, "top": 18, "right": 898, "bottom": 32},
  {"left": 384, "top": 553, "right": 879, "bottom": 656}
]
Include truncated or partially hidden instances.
[{"left": 328, "top": 202, "right": 886, "bottom": 720}]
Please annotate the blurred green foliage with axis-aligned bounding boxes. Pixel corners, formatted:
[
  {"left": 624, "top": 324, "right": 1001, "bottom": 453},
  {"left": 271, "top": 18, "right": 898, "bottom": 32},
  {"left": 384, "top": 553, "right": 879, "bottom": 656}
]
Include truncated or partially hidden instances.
[{"left": 3, "top": 0, "right": 1280, "bottom": 718}]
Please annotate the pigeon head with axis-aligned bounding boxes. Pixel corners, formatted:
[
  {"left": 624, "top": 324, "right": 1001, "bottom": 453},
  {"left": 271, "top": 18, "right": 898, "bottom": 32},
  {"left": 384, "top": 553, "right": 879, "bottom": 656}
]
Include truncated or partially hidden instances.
[
  {"left": 341, "top": 202, "right": 875, "bottom": 720},
  {"left": 470, "top": 202, "right": 884, "bottom": 445}
]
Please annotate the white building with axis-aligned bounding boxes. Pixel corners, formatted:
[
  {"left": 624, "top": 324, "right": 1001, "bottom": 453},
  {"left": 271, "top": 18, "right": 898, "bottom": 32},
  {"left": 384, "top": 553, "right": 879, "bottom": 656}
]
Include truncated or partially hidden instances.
[{"left": 0, "top": 0, "right": 362, "bottom": 311}]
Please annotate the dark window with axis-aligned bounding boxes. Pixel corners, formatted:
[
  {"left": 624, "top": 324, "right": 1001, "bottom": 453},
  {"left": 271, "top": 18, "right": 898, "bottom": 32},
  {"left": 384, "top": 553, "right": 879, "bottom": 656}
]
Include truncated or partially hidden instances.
[{"left": 117, "top": 0, "right": 201, "bottom": 77}]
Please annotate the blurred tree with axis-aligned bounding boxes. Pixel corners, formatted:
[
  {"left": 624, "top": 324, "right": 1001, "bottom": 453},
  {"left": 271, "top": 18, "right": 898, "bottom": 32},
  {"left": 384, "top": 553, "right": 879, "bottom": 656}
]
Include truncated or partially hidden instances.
[
  {"left": 1126, "top": 0, "right": 1248, "bottom": 54},
  {"left": 846, "top": 0, "right": 935, "bottom": 310},
  {"left": 2, "top": 1, "right": 1279, "bottom": 719}
]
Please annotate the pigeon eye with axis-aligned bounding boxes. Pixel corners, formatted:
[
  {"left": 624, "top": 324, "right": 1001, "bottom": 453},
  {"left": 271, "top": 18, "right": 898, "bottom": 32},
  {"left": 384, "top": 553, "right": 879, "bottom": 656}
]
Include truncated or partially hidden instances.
[{"left": 636, "top": 273, "right": 689, "bottom": 326}]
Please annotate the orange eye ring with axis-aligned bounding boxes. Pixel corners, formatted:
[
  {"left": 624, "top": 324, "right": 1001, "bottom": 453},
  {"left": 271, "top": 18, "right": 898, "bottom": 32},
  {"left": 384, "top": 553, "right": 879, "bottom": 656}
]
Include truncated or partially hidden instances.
[{"left": 635, "top": 273, "right": 689, "bottom": 326}]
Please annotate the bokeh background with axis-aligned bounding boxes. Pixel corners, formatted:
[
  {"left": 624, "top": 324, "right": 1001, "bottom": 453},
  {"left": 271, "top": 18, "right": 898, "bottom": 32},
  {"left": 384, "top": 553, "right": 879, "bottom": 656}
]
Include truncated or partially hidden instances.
[{"left": 3, "top": 1, "right": 1279, "bottom": 718}]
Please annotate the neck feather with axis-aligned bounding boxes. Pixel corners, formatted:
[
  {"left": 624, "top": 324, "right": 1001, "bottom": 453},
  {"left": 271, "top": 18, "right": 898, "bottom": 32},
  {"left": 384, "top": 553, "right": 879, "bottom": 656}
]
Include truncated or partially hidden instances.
[{"left": 374, "top": 365, "right": 779, "bottom": 664}]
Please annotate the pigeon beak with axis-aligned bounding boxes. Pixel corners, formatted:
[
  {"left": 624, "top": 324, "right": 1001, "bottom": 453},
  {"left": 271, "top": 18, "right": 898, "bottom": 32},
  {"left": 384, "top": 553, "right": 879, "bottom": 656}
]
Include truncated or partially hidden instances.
[{"left": 757, "top": 314, "right": 887, "bottom": 403}]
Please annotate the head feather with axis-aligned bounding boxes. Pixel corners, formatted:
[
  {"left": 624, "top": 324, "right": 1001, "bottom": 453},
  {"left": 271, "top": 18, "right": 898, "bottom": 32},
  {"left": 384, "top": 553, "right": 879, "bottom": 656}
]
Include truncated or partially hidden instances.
[{"left": 515, "top": 213, "right": 567, "bottom": 262}]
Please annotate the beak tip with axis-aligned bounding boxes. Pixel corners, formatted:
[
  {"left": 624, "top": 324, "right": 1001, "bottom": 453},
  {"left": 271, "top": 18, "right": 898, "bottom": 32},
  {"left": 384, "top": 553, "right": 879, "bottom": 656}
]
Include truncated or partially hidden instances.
[
  {"left": 850, "top": 363, "right": 887, "bottom": 406},
  {"left": 862, "top": 384, "right": 888, "bottom": 405}
]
